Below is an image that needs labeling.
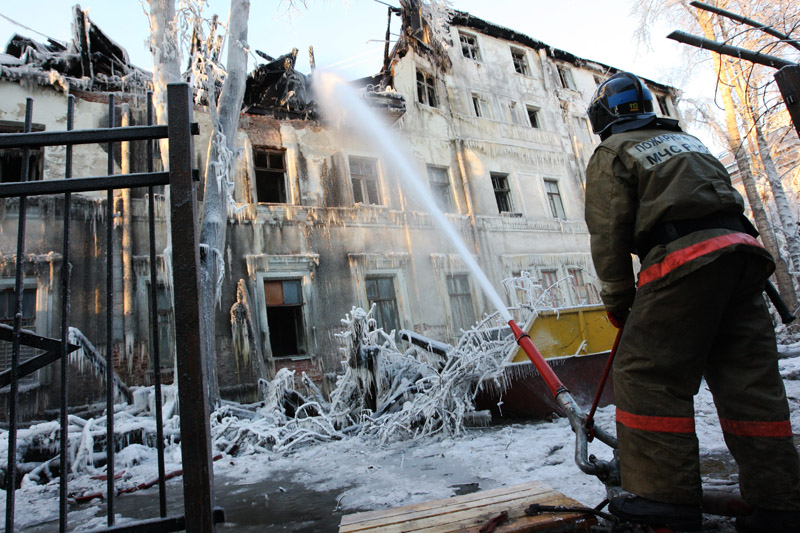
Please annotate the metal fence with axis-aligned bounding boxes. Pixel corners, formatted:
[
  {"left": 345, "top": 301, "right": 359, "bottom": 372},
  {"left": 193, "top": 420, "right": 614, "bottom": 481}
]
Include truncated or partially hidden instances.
[{"left": 0, "top": 83, "right": 219, "bottom": 532}]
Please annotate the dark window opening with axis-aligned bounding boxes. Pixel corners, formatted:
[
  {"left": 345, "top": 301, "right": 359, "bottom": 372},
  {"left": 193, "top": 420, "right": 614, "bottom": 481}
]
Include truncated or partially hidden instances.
[
  {"left": 657, "top": 95, "right": 671, "bottom": 117},
  {"left": 527, "top": 106, "right": 540, "bottom": 128},
  {"left": 265, "top": 279, "right": 305, "bottom": 357},
  {"left": 254, "top": 147, "right": 287, "bottom": 203},
  {"left": 0, "top": 287, "right": 36, "bottom": 372},
  {"left": 459, "top": 32, "right": 480, "bottom": 60},
  {"left": 0, "top": 122, "right": 45, "bottom": 183},
  {"left": 511, "top": 48, "right": 529, "bottom": 75},
  {"left": 491, "top": 173, "right": 512, "bottom": 213},
  {"left": 416, "top": 70, "right": 438, "bottom": 107},
  {"left": 472, "top": 94, "right": 488, "bottom": 118},
  {"left": 366, "top": 276, "right": 400, "bottom": 335},
  {"left": 349, "top": 156, "right": 381, "bottom": 205}
]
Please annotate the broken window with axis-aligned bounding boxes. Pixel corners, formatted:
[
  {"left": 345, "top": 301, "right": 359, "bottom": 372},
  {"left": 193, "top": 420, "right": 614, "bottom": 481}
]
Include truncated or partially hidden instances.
[
  {"left": 416, "top": 70, "right": 438, "bottom": 107},
  {"left": 0, "top": 121, "right": 44, "bottom": 183},
  {"left": 491, "top": 173, "right": 512, "bottom": 214},
  {"left": 253, "top": 147, "right": 287, "bottom": 203},
  {"left": 459, "top": 32, "right": 481, "bottom": 61},
  {"left": 366, "top": 276, "right": 400, "bottom": 335},
  {"left": 657, "top": 95, "right": 671, "bottom": 117},
  {"left": 526, "top": 106, "right": 541, "bottom": 128},
  {"left": 510, "top": 48, "right": 530, "bottom": 76},
  {"left": 264, "top": 279, "right": 305, "bottom": 357},
  {"left": 148, "top": 283, "right": 175, "bottom": 370},
  {"left": 558, "top": 66, "right": 576, "bottom": 90},
  {"left": 427, "top": 165, "right": 453, "bottom": 212},
  {"left": 472, "top": 93, "right": 489, "bottom": 119},
  {"left": 544, "top": 179, "right": 566, "bottom": 219},
  {"left": 541, "top": 269, "right": 563, "bottom": 308},
  {"left": 349, "top": 156, "right": 381, "bottom": 205},
  {"left": 446, "top": 274, "right": 476, "bottom": 334},
  {"left": 0, "top": 286, "right": 36, "bottom": 372}
]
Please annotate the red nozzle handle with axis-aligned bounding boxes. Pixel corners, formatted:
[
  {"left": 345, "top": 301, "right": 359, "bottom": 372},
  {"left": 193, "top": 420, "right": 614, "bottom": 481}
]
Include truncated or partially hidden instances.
[{"left": 509, "top": 319, "right": 569, "bottom": 399}]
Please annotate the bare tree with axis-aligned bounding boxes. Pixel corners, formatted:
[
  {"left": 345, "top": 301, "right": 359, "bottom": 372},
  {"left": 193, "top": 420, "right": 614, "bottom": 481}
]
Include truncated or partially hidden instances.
[{"left": 147, "top": 0, "right": 252, "bottom": 405}]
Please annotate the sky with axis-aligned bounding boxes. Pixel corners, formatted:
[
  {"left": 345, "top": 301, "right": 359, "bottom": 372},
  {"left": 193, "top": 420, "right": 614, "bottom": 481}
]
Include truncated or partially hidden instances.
[{"left": 0, "top": 0, "right": 715, "bottom": 96}]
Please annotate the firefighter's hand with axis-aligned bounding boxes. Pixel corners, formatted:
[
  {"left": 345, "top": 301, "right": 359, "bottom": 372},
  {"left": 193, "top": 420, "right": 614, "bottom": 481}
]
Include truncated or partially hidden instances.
[{"left": 607, "top": 310, "right": 629, "bottom": 329}]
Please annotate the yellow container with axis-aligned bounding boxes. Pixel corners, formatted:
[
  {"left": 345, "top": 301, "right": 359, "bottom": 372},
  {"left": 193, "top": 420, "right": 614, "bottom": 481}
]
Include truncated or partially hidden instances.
[{"left": 511, "top": 304, "right": 617, "bottom": 362}]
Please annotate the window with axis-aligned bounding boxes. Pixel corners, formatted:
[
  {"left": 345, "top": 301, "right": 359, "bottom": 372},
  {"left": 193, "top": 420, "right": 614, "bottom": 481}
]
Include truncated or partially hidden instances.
[
  {"left": 349, "top": 156, "right": 381, "bottom": 205},
  {"left": 264, "top": 279, "right": 305, "bottom": 357},
  {"left": 526, "top": 106, "right": 540, "bottom": 128},
  {"left": 510, "top": 48, "right": 529, "bottom": 76},
  {"left": 572, "top": 116, "right": 595, "bottom": 147},
  {"left": 541, "top": 269, "right": 563, "bottom": 308},
  {"left": 657, "top": 95, "right": 671, "bottom": 117},
  {"left": 149, "top": 284, "right": 175, "bottom": 369},
  {"left": 558, "top": 66, "right": 576, "bottom": 90},
  {"left": 0, "top": 286, "right": 36, "bottom": 372},
  {"left": 427, "top": 165, "right": 453, "bottom": 212},
  {"left": 459, "top": 32, "right": 480, "bottom": 60},
  {"left": 472, "top": 93, "right": 490, "bottom": 118},
  {"left": 416, "top": 70, "right": 438, "bottom": 107},
  {"left": 446, "top": 274, "right": 476, "bottom": 333},
  {"left": 253, "top": 148, "right": 287, "bottom": 203},
  {"left": 544, "top": 179, "right": 566, "bottom": 219},
  {"left": 504, "top": 100, "right": 523, "bottom": 125},
  {"left": 568, "top": 268, "right": 599, "bottom": 305},
  {"left": 491, "top": 173, "right": 512, "bottom": 213},
  {"left": 0, "top": 122, "right": 44, "bottom": 183},
  {"left": 366, "top": 276, "right": 400, "bottom": 335}
]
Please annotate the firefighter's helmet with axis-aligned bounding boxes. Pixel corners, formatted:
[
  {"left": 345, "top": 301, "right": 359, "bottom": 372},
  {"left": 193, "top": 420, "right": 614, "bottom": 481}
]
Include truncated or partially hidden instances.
[{"left": 587, "top": 72, "right": 655, "bottom": 135}]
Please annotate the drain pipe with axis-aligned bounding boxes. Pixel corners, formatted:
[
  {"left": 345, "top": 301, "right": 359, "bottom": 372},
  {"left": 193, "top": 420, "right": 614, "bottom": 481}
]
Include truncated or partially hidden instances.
[{"left": 508, "top": 320, "right": 620, "bottom": 490}]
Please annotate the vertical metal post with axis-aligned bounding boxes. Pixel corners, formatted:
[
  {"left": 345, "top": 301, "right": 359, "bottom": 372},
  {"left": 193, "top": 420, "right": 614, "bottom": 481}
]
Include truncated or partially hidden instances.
[
  {"left": 167, "top": 82, "right": 215, "bottom": 532},
  {"left": 147, "top": 91, "right": 168, "bottom": 518},
  {"left": 105, "top": 94, "right": 116, "bottom": 527},
  {"left": 58, "top": 94, "right": 75, "bottom": 533},
  {"left": 5, "top": 97, "right": 32, "bottom": 533}
]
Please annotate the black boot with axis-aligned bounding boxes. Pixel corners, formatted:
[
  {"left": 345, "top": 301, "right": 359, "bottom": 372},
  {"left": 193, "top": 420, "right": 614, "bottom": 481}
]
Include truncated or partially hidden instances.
[
  {"left": 609, "top": 494, "right": 702, "bottom": 531},
  {"left": 735, "top": 508, "right": 800, "bottom": 532}
]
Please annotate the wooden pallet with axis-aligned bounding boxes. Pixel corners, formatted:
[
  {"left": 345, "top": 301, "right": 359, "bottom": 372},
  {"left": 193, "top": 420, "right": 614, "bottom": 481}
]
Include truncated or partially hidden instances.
[{"left": 339, "top": 480, "right": 596, "bottom": 532}]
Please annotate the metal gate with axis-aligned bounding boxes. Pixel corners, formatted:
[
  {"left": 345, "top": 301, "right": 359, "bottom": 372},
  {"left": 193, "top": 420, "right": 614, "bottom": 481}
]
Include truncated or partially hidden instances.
[{"left": 0, "top": 83, "right": 219, "bottom": 532}]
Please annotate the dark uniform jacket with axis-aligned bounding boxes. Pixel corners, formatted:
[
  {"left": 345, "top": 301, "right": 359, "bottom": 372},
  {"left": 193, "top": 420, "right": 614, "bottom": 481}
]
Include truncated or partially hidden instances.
[{"left": 584, "top": 127, "right": 773, "bottom": 313}]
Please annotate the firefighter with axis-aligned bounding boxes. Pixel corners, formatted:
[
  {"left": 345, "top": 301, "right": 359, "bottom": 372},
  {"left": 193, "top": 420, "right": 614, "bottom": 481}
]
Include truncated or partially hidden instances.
[{"left": 584, "top": 72, "right": 800, "bottom": 532}]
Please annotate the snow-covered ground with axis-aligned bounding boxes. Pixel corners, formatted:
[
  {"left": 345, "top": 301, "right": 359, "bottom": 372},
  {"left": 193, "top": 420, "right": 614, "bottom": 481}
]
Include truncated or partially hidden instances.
[{"left": 5, "top": 355, "right": 800, "bottom": 531}]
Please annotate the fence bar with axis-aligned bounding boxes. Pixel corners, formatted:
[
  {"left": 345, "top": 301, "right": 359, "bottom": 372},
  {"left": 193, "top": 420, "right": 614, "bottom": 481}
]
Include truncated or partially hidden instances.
[
  {"left": 0, "top": 171, "right": 172, "bottom": 198},
  {"left": 167, "top": 82, "right": 215, "bottom": 532},
  {"left": 59, "top": 94, "right": 74, "bottom": 533},
  {"left": 0, "top": 123, "right": 199, "bottom": 149},
  {"left": 147, "top": 91, "right": 169, "bottom": 518},
  {"left": 106, "top": 94, "right": 116, "bottom": 527},
  {"left": 5, "top": 97, "right": 32, "bottom": 533}
]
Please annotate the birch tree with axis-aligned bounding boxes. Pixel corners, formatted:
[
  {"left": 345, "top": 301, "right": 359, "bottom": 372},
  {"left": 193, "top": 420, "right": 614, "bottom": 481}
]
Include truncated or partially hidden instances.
[
  {"left": 147, "top": 0, "right": 252, "bottom": 406},
  {"left": 634, "top": 0, "right": 800, "bottom": 310}
]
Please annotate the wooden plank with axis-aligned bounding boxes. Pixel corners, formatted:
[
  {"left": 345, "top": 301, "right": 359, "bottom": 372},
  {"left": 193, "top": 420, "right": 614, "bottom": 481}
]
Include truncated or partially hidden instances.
[
  {"left": 340, "top": 482, "right": 550, "bottom": 528},
  {"left": 339, "top": 481, "right": 594, "bottom": 533}
]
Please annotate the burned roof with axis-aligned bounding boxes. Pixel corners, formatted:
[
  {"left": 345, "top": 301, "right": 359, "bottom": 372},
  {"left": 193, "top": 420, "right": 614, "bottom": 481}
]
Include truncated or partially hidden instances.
[{"left": 0, "top": 4, "right": 150, "bottom": 93}]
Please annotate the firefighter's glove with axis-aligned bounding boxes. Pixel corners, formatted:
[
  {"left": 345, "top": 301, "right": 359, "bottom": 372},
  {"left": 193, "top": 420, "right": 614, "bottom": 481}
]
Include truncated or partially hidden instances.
[{"left": 607, "top": 310, "right": 629, "bottom": 329}]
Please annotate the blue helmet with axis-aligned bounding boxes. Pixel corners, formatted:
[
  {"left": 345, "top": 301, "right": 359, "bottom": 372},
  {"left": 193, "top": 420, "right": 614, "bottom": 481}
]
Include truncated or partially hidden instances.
[{"left": 587, "top": 72, "right": 655, "bottom": 136}]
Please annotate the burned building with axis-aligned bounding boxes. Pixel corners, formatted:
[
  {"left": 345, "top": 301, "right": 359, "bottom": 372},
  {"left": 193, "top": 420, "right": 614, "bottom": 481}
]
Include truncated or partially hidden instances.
[{"left": 0, "top": 3, "right": 679, "bottom": 418}]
